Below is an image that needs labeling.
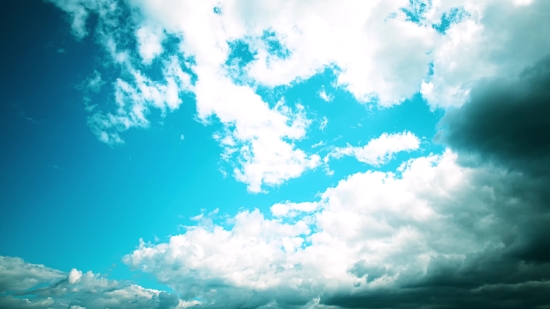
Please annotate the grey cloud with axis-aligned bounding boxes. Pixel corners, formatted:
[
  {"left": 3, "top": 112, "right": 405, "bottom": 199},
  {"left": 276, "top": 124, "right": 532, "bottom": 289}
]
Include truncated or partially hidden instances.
[
  {"left": 348, "top": 261, "right": 387, "bottom": 282},
  {"left": 321, "top": 55, "right": 550, "bottom": 309},
  {"left": 0, "top": 256, "right": 65, "bottom": 294},
  {"left": 322, "top": 281, "right": 550, "bottom": 309},
  {"left": 0, "top": 256, "right": 181, "bottom": 309},
  {"left": 438, "top": 54, "right": 550, "bottom": 178},
  {"left": 438, "top": 54, "right": 550, "bottom": 264},
  {"left": 322, "top": 177, "right": 550, "bottom": 308}
]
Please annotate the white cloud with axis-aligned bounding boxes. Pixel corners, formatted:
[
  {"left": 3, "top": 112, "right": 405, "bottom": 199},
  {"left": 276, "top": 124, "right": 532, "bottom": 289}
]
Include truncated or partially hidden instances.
[
  {"left": 196, "top": 75, "right": 320, "bottom": 192},
  {"left": 319, "top": 116, "right": 328, "bottom": 131},
  {"left": 421, "top": 0, "right": 550, "bottom": 108},
  {"left": 136, "top": 23, "right": 166, "bottom": 64},
  {"left": 318, "top": 88, "right": 333, "bottom": 102},
  {"left": 326, "top": 131, "right": 420, "bottom": 166},
  {"left": 80, "top": 70, "right": 105, "bottom": 93},
  {"left": 270, "top": 201, "right": 319, "bottom": 217},
  {"left": 86, "top": 56, "right": 192, "bottom": 145},
  {"left": 52, "top": 0, "right": 550, "bottom": 109},
  {"left": 68, "top": 268, "right": 82, "bottom": 284},
  {"left": 123, "top": 150, "right": 515, "bottom": 307},
  {"left": 311, "top": 141, "right": 325, "bottom": 149},
  {"left": 50, "top": 0, "right": 550, "bottom": 189}
]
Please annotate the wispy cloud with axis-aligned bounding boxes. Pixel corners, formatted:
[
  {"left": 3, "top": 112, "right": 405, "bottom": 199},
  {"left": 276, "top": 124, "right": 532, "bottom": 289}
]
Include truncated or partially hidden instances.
[
  {"left": 318, "top": 87, "right": 334, "bottom": 102},
  {"left": 326, "top": 131, "right": 420, "bottom": 166},
  {"left": 0, "top": 256, "right": 182, "bottom": 309},
  {"left": 319, "top": 116, "right": 328, "bottom": 130}
]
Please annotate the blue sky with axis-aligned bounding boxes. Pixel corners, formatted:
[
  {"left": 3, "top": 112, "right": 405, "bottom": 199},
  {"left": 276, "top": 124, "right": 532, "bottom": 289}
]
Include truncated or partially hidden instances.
[
  {"left": 0, "top": 0, "right": 440, "bottom": 284},
  {"left": 1, "top": 1, "right": 550, "bottom": 308}
]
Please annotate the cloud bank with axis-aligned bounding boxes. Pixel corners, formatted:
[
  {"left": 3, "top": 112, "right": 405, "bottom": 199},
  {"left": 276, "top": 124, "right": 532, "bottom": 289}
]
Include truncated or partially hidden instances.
[{"left": 0, "top": 256, "right": 183, "bottom": 309}]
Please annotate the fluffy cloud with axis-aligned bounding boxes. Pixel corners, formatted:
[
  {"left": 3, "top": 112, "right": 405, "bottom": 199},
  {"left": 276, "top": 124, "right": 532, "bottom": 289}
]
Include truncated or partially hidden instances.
[
  {"left": 326, "top": 55, "right": 550, "bottom": 309},
  {"left": 123, "top": 0, "right": 550, "bottom": 110},
  {"left": 326, "top": 131, "right": 421, "bottom": 165},
  {"left": 422, "top": 0, "right": 550, "bottom": 108},
  {"left": 0, "top": 256, "right": 181, "bottom": 309},
  {"left": 48, "top": 0, "right": 550, "bottom": 191},
  {"left": 0, "top": 256, "right": 65, "bottom": 293},
  {"left": 123, "top": 147, "right": 550, "bottom": 308},
  {"left": 6, "top": 105, "right": 550, "bottom": 309}
]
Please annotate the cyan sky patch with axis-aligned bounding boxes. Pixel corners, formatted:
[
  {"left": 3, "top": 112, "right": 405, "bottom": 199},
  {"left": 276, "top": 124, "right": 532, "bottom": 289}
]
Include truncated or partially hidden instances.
[
  {"left": 432, "top": 7, "right": 470, "bottom": 34},
  {"left": 226, "top": 39, "right": 256, "bottom": 67},
  {"left": 262, "top": 30, "right": 291, "bottom": 60},
  {"left": 401, "top": 0, "right": 432, "bottom": 24}
]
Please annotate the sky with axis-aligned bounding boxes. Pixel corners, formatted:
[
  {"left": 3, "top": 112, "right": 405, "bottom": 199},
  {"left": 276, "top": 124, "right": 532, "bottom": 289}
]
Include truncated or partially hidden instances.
[{"left": 0, "top": 0, "right": 549, "bottom": 308}]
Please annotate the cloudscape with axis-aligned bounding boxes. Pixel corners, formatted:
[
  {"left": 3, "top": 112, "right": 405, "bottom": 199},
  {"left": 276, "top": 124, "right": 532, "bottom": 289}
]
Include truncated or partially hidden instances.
[{"left": 1, "top": 0, "right": 550, "bottom": 308}]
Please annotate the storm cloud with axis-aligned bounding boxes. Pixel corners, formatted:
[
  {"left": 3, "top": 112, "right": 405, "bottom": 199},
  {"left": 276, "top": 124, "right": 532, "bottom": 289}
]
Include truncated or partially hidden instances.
[
  {"left": 318, "top": 55, "right": 550, "bottom": 309},
  {"left": 440, "top": 54, "right": 550, "bottom": 178}
]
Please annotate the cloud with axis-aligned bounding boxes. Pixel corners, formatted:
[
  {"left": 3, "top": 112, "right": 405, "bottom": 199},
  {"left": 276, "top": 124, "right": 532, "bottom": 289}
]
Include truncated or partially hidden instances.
[
  {"left": 86, "top": 56, "right": 192, "bottom": 145},
  {"left": 438, "top": 54, "right": 550, "bottom": 178},
  {"left": 49, "top": 0, "right": 322, "bottom": 192},
  {"left": 77, "top": 70, "right": 105, "bottom": 93},
  {"left": 326, "top": 131, "right": 420, "bottom": 165},
  {"left": 0, "top": 256, "right": 65, "bottom": 294},
  {"left": 0, "top": 256, "right": 182, "bottom": 309},
  {"left": 421, "top": 0, "right": 550, "bottom": 108},
  {"left": 318, "top": 88, "right": 333, "bottom": 102},
  {"left": 435, "top": 54, "right": 550, "bottom": 265},
  {"left": 48, "top": 0, "right": 550, "bottom": 191},
  {"left": 120, "top": 146, "right": 550, "bottom": 308},
  {"left": 136, "top": 23, "right": 166, "bottom": 65},
  {"left": 5, "top": 143, "right": 550, "bottom": 308},
  {"left": 270, "top": 201, "right": 319, "bottom": 218},
  {"left": 318, "top": 116, "right": 328, "bottom": 131}
]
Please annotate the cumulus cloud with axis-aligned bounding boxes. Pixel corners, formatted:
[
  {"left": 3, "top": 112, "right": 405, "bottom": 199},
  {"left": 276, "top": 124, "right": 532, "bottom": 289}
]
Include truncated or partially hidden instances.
[
  {"left": 48, "top": 0, "right": 550, "bottom": 191},
  {"left": 121, "top": 148, "right": 550, "bottom": 308},
  {"left": 422, "top": 0, "right": 550, "bottom": 108},
  {"left": 0, "top": 256, "right": 181, "bottom": 309},
  {"left": 326, "top": 131, "right": 421, "bottom": 165},
  {"left": 5, "top": 147, "right": 550, "bottom": 308},
  {"left": 136, "top": 23, "right": 166, "bottom": 64}
]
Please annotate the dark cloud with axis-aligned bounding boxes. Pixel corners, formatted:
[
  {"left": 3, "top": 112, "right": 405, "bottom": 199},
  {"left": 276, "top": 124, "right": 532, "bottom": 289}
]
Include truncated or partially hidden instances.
[
  {"left": 322, "top": 281, "right": 550, "bottom": 309},
  {"left": 438, "top": 54, "right": 550, "bottom": 177},
  {"left": 321, "top": 56, "right": 550, "bottom": 309},
  {"left": 438, "top": 54, "right": 550, "bottom": 263},
  {"left": 348, "top": 261, "right": 388, "bottom": 282}
]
